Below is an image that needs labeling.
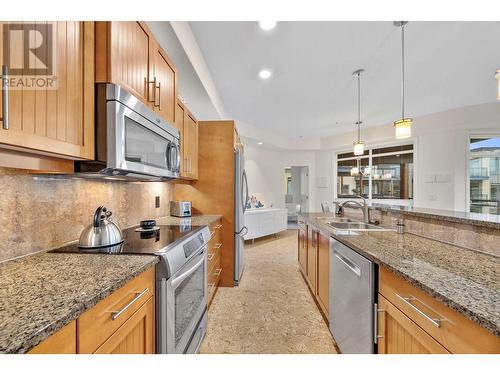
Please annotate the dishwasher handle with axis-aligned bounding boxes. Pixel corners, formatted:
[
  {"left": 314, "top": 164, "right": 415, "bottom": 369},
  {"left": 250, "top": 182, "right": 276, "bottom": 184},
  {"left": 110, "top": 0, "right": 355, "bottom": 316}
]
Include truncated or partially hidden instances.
[{"left": 334, "top": 251, "right": 362, "bottom": 278}]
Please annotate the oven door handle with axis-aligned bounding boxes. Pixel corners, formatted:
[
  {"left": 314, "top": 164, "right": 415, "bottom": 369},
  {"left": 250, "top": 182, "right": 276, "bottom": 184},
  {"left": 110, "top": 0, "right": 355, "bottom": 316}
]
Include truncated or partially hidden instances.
[{"left": 171, "top": 251, "right": 206, "bottom": 289}]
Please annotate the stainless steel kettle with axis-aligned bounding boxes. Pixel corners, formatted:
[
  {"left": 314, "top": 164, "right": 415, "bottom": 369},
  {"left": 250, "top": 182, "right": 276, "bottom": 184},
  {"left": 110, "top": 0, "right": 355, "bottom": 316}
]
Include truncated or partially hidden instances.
[{"left": 79, "top": 206, "right": 124, "bottom": 249}]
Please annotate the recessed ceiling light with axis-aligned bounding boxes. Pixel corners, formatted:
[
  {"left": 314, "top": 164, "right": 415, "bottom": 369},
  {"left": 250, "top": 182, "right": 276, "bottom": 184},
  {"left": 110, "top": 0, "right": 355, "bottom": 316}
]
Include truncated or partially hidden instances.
[
  {"left": 258, "top": 142, "right": 263, "bottom": 145},
  {"left": 258, "top": 21, "right": 277, "bottom": 31},
  {"left": 258, "top": 69, "right": 272, "bottom": 80}
]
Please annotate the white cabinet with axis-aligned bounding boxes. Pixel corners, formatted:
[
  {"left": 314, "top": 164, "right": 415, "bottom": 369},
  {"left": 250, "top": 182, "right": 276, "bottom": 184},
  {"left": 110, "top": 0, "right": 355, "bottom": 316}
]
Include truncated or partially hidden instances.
[{"left": 243, "top": 208, "right": 288, "bottom": 241}]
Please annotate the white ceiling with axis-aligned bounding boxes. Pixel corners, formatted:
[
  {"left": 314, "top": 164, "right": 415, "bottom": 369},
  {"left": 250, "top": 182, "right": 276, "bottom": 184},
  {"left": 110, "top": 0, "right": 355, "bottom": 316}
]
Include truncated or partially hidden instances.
[{"left": 189, "top": 21, "right": 500, "bottom": 139}]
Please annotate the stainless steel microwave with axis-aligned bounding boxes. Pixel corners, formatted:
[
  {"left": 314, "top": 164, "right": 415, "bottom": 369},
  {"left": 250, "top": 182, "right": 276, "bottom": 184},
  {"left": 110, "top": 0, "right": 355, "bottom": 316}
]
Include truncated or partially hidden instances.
[{"left": 76, "top": 84, "right": 180, "bottom": 180}]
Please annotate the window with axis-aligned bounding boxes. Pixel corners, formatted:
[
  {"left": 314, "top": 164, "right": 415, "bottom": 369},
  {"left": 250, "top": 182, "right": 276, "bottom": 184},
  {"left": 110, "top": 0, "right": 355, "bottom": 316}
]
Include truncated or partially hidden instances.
[
  {"left": 469, "top": 137, "right": 500, "bottom": 214},
  {"left": 336, "top": 144, "right": 414, "bottom": 200}
]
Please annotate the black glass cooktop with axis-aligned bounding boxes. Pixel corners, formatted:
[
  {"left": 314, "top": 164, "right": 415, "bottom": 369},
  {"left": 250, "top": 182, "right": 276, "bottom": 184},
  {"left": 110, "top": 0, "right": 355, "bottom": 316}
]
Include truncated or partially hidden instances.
[{"left": 51, "top": 224, "right": 204, "bottom": 255}]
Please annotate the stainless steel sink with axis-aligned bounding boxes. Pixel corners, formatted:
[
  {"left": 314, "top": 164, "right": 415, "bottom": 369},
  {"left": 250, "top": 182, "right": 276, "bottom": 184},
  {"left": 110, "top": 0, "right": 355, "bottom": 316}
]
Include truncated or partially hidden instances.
[
  {"left": 315, "top": 217, "right": 352, "bottom": 223},
  {"left": 327, "top": 221, "right": 395, "bottom": 235}
]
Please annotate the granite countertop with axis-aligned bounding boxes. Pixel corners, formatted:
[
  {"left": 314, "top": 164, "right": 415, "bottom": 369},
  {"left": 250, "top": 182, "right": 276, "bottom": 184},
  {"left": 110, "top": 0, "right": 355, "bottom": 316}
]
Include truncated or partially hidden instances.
[
  {"left": 367, "top": 203, "right": 500, "bottom": 229},
  {"left": 156, "top": 214, "right": 222, "bottom": 226},
  {"left": 300, "top": 213, "right": 500, "bottom": 337},
  {"left": 0, "top": 252, "right": 158, "bottom": 354}
]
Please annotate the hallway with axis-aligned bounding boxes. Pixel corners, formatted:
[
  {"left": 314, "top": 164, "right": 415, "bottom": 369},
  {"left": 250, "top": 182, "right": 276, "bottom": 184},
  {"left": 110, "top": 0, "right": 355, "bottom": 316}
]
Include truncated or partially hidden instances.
[{"left": 200, "top": 230, "right": 337, "bottom": 354}]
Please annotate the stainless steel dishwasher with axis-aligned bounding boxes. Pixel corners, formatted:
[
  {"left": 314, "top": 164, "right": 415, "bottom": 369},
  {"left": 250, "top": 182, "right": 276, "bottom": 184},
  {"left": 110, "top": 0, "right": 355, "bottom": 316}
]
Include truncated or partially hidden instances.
[{"left": 329, "top": 237, "right": 375, "bottom": 354}]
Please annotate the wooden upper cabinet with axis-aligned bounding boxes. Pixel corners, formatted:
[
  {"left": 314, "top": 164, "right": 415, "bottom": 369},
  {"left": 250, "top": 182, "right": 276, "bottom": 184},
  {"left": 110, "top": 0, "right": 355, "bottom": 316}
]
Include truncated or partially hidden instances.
[
  {"left": 95, "top": 21, "right": 150, "bottom": 104},
  {"left": 151, "top": 40, "right": 177, "bottom": 125},
  {"left": 186, "top": 112, "right": 198, "bottom": 179},
  {"left": 0, "top": 21, "right": 94, "bottom": 160},
  {"left": 177, "top": 102, "right": 198, "bottom": 180},
  {"left": 95, "top": 21, "right": 177, "bottom": 129}
]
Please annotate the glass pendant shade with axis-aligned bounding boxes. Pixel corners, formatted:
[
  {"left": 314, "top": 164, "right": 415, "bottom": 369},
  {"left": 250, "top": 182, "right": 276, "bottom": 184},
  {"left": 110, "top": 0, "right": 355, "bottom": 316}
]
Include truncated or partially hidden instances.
[
  {"left": 496, "top": 68, "right": 500, "bottom": 100},
  {"left": 353, "top": 141, "right": 365, "bottom": 156},
  {"left": 394, "top": 118, "right": 413, "bottom": 139}
]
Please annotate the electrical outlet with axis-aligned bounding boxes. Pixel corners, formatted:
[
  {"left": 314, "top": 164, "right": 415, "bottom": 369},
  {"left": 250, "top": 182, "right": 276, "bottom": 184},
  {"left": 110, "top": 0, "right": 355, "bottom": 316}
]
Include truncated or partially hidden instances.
[{"left": 155, "top": 196, "right": 160, "bottom": 208}]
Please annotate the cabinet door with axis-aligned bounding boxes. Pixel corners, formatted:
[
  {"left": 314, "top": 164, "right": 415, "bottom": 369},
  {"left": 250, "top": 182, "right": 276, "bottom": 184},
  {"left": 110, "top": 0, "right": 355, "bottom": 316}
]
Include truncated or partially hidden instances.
[
  {"left": 306, "top": 227, "right": 318, "bottom": 293},
  {"left": 96, "top": 21, "right": 150, "bottom": 104},
  {"left": 316, "top": 231, "right": 329, "bottom": 317},
  {"left": 377, "top": 295, "right": 449, "bottom": 354},
  {"left": 0, "top": 21, "right": 94, "bottom": 160},
  {"left": 185, "top": 112, "right": 198, "bottom": 179},
  {"left": 151, "top": 42, "right": 176, "bottom": 125},
  {"left": 175, "top": 100, "right": 187, "bottom": 175},
  {"left": 94, "top": 297, "right": 155, "bottom": 354},
  {"left": 298, "top": 226, "right": 307, "bottom": 275}
]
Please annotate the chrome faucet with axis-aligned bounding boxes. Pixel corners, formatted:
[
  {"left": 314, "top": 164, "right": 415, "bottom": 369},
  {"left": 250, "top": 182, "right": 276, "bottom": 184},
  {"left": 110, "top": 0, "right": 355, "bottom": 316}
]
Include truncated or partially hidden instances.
[{"left": 335, "top": 196, "right": 371, "bottom": 224}]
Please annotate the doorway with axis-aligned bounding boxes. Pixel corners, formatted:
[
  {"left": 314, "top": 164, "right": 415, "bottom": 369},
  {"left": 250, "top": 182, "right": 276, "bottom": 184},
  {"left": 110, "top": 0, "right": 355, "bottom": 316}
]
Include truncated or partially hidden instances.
[{"left": 284, "top": 166, "right": 309, "bottom": 229}]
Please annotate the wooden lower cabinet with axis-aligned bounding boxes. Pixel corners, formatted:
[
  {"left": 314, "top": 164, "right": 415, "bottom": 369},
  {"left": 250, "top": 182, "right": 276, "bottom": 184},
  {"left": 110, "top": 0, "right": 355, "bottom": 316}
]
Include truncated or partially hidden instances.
[
  {"left": 298, "top": 222, "right": 329, "bottom": 320},
  {"left": 315, "top": 231, "right": 329, "bottom": 317},
  {"left": 379, "top": 266, "right": 500, "bottom": 354},
  {"left": 297, "top": 223, "right": 307, "bottom": 275},
  {"left": 306, "top": 226, "right": 318, "bottom": 294},
  {"left": 29, "top": 321, "right": 77, "bottom": 354},
  {"left": 377, "top": 295, "right": 449, "bottom": 354},
  {"left": 28, "top": 267, "right": 155, "bottom": 354},
  {"left": 94, "top": 296, "right": 155, "bottom": 354},
  {"left": 208, "top": 218, "right": 223, "bottom": 307}
]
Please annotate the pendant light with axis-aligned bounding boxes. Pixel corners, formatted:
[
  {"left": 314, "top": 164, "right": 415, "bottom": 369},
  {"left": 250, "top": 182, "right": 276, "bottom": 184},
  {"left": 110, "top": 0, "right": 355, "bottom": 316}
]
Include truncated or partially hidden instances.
[
  {"left": 496, "top": 68, "right": 500, "bottom": 100},
  {"left": 353, "top": 69, "right": 365, "bottom": 156},
  {"left": 393, "top": 21, "right": 412, "bottom": 139}
]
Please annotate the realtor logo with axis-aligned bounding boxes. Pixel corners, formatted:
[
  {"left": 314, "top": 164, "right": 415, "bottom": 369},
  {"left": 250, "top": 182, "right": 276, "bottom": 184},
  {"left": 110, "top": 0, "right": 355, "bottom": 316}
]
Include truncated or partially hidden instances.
[
  {"left": 3, "top": 23, "right": 53, "bottom": 75},
  {"left": 2, "top": 23, "right": 57, "bottom": 90}
]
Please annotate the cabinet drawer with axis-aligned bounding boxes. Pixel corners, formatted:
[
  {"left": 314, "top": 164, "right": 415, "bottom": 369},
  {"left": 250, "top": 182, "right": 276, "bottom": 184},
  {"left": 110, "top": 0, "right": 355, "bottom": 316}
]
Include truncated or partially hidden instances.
[
  {"left": 378, "top": 295, "right": 449, "bottom": 354},
  {"left": 208, "top": 241, "right": 222, "bottom": 271},
  {"left": 208, "top": 254, "right": 222, "bottom": 286},
  {"left": 208, "top": 261, "right": 222, "bottom": 307},
  {"left": 379, "top": 267, "right": 500, "bottom": 353},
  {"left": 93, "top": 296, "right": 155, "bottom": 354},
  {"left": 78, "top": 267, "right": 155, "bottom": 354}
]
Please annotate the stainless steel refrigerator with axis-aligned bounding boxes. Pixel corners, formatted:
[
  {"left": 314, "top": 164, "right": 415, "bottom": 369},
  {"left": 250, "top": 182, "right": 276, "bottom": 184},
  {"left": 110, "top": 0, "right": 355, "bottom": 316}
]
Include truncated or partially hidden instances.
[{"left": 234, "top": 147, "right": 248, "bottom": 285}]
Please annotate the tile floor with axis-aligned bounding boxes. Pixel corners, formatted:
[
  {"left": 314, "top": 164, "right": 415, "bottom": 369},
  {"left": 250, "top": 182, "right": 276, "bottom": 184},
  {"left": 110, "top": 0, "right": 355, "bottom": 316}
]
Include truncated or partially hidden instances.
[{"left": 200, "top": 230, "right": 337, "bottom": 354}]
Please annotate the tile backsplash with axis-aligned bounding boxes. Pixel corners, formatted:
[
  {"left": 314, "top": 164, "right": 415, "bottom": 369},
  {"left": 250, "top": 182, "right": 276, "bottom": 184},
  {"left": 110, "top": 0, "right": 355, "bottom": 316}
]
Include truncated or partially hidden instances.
[{"left": 0, "top": 168, "right": 173, "bottom": 262}]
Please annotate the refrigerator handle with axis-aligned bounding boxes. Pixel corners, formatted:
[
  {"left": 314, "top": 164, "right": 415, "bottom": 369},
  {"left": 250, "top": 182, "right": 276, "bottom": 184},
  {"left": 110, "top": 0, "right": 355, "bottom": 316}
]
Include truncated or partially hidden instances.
[
  {"left": 242, "top": 170, "right": 249, "bottom": 213},
  {"left": 236, "top": 226, "right": 248, "bottom": 236}
]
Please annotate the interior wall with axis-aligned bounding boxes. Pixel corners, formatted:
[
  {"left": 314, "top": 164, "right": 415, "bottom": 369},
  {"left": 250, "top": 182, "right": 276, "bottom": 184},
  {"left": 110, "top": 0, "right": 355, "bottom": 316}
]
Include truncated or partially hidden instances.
[
  {"left": 0, "top": 168, "right": 173, "bottom": 263},
  {"left": 316, "top": 102, "right": 500, "bottom": 212},
  {"left": 244, "top": 145, "right": 316, "bottom": 210}
]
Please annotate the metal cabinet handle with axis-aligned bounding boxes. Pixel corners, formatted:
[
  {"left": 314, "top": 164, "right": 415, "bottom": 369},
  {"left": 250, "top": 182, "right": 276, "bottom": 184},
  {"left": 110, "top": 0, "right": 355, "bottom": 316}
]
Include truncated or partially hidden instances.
[
  {"left": 334, "top": 252, "right": 361, "bottom": 278},
  {"left": 208, "top": 283, "right": 216, "bottom": 294},
  {"left": 154, "top": 82, "right": 161, "bottom": 109},
  {"left": 145, "top": 77, "right": 156, "bottom": 103},
  {"left": 110, "top": 288, "right": 149, "bottom": 320},
  {"left": 208, "top": 253, "right": 215, "bottom": 261},
  {"left": 210, "top": 231, "right": 215, "bottom": 239},
  {"left": 213, "top": 268, "right": 222, "bottom": 277},
  {"left": 215, "top": 224, "right": 223, "bottom": 229},
  {"left": 214, "top": 243, "right": 222, "bottom": 249},
  {"left": 395, "top": 293, "right": 442, "bottom": 328},
  {"left": 1, "top": 65, "right": 9, "bottom": 129}
]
